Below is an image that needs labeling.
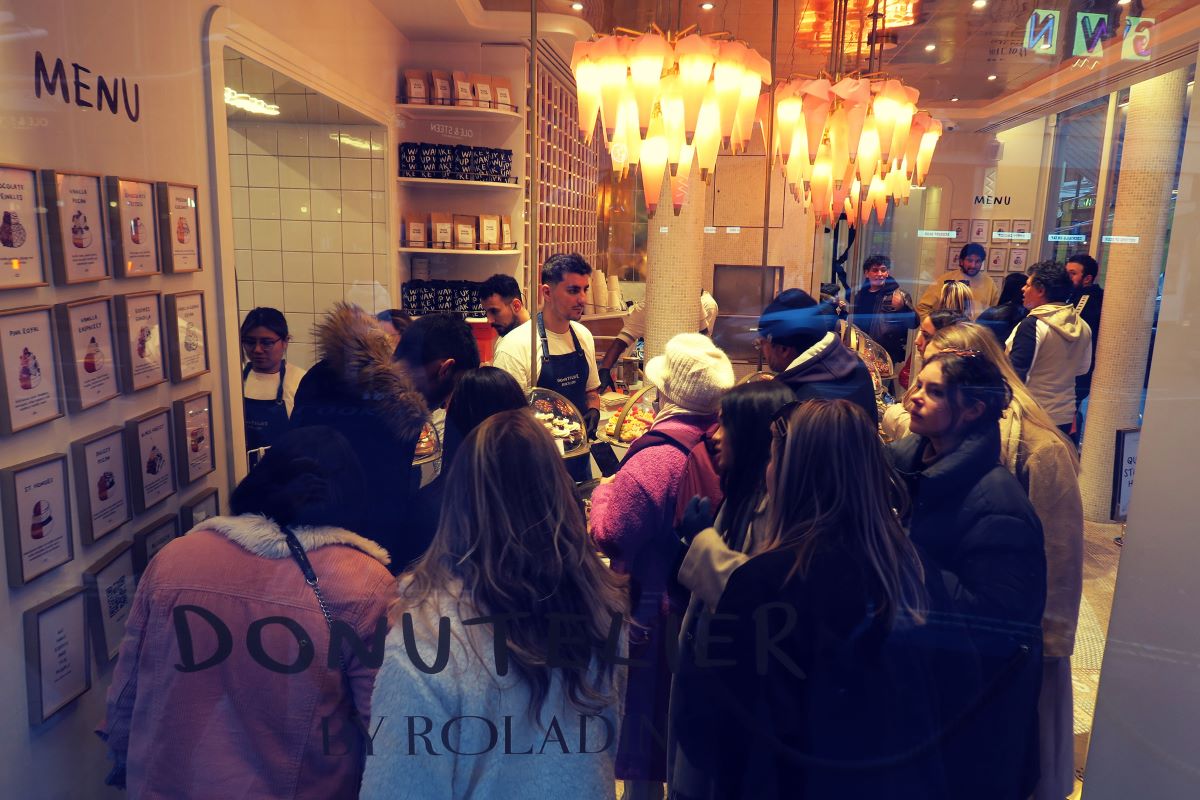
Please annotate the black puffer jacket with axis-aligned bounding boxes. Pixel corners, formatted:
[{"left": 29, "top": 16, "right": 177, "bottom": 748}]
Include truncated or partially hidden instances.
[
  {"left": 889, "top": 428, "right": 1046, "bottom": 800},
  {"left": 851, "top": 277, "right": 918, "bottom": 364},
  {"left": 777, "top": 334, "right": 878, "bottom": 425},
  {"left": 291, "top": 304, "right": 430, "bottom": 571}
]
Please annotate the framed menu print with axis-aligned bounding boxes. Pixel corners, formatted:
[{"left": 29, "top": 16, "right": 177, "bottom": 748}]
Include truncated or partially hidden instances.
[
  {"left": 132, "top": 515, "right": 179, "bottom": 576},
  {"left": 156, "top": 182, "right": 201, "bottom": 273},
  {"left": 0, "top": 163, "right": 48, "bottom": 290},
  {"left": 41, "top": 170, "right": 110, "bottom": 285},
  {"left": 125, "top": 407, "right": 175, "bottom": 513},
  {"left": 114, "top": 291, "right": 166, "bottom": 392},
  {"left": 180, "top": 487, "right": 219, "bottom": 532},
  {"left": 172, "top": 391, "right": 214, "bottom": 485},
  {"left": 53, "top": 296, "right": 121, "bottom": 413},
  {"left": 70, "top": 426, "right": 131, "bottom": 544},
  {"left": 969, "top": 219, "right": 990, "bottom": 243},
  {"left": 988, "top": 248, "right": 1007, "bottom": 273},
  {"left": 105, "top": 176, "right": 160, "bottom": 278},
  {"left": 1009, "top": 248, "right": 1029, "bottom": 272},
  {"left": 24, "top": 587, "right": 90, "bottom": 725},
  {"left": 82, "top": 542, "right": 135, "bottom": 663},
  {"left": 990, "top": 220, "right": 1011, "bottom": 239},
  {"left": 1012, "top": 219, "right": 1032, "bottom": 237},
  {"left": 950, "top": 218, "right": 969, "bottom": 244},
  {"left": 0, "top": 306, "right": 64, "bottom": 435},
  {"left": 1, "top": 453, "right": 74, "bottom": 588},
  {"left": 164, "top": 291, "right": 209, "bottom": 382}
]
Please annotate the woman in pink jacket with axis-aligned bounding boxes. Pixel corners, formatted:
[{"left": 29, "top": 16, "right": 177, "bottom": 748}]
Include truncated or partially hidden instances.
[{"left": 98, "top": 427, "right": 395, "bottom": 799}]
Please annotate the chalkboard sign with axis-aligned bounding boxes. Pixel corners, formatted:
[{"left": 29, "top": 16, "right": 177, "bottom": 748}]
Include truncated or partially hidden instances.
[{"left": 1111, "top": 427, "right": 1140, "bottom": 522}]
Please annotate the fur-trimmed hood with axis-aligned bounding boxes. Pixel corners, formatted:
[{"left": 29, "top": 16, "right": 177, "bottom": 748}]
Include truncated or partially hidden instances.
[
  {"left": 311, "top": 303, "right": 427, "bottom": 444},
  {"left": 193, "top": 513, "right": 391, "bottom": 566}
]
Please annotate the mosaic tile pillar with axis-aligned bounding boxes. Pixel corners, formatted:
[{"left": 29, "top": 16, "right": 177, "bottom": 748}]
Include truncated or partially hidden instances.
[
  {"left": 1079, "top": 69, "right": 1188, "bottom": 521},
  {"left": 644, "top": 167, "right": 708, "bottom": 361}
]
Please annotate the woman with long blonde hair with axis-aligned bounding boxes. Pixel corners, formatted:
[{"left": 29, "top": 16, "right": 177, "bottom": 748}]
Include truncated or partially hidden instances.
[
  {"left": 934, "top": 280, "right": 977, "bottom": 320},
  {"left": 670, "top": 399, "right": 942, "bottom": 800},
  {"left": 362, "top": 410, "right": 627, "bottom": 799},
  {"left": 928, "top": 322, "right": 1082, "bottom": 800}
]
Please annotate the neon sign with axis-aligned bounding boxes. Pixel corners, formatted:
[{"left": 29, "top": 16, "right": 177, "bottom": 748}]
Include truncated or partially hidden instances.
[{"left": 1027, "top": 10, "right": 1155, "bottom": 62}]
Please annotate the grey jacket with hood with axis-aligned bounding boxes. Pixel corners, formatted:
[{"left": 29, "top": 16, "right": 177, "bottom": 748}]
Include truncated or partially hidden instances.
[{"left": 1005, "top": 303, "right": 1093, "bottom": 426}]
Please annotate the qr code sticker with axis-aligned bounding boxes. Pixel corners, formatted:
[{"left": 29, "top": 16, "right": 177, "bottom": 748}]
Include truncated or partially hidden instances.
[{"left": 106, "top": 575, "right": 129, "bottom": 619}]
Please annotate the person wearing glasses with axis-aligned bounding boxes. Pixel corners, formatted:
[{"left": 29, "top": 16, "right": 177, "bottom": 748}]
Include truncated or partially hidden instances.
[{"left": 239, "top": 308, "right": 306, "bottom": 455}]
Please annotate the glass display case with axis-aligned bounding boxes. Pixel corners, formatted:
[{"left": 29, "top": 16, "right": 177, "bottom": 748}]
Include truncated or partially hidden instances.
[
  {"left": 600, "top": 383, "right": 657, "bottom": 445},
  {"left": 528, "top": 387, "right": 589, "bottom": 459}
]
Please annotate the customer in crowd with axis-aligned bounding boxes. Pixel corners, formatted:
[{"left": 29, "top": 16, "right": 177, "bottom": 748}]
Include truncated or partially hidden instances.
[
  {"left": 976, "top": 272, "right": 1030, "bottom": 345},
  {"left": 1006, "top": 261, "right": 1093, "bottom": 435},
  {"left": 363, "top": 411, "right": 627, "bottom": 799},
  {"left": 1066, "top": 254, "right": 1104, "bottom": 441},
  {"left": 394, "top": 312, "right": 481, "bottom": 411},
  {"left": 477, "top": 272, "right": 530, "bottom": 349},
  {"left": 884, "top": 308, "right": 968, "bottom": 438},
  {"left": 291, "top": 304, "right": 430, "bottom": 569},
  {"left": 890, "top": 350, "right": 1047, "bottom": 800},
  {"left": 494, "top": 252, "right": 602, "bottom": 481},
  {"left": 375, "top": 308, "right": 411, "bottom": 351},
  {"left": 598, "top": 293, "right": 718, "bottom": 392},
  {"left": 850, "top": 254, "right": 918, "bottom": 366},
  {"left": 99, "top": 428, "right": 394, "bottom": 799},
  {"left": 239, "top": 307, "right": 307, "bottom": 457},
  {"left": 590, "top": 333, "right": 735, "bottom": 800},
  {"left": 933, "top": 279, "right": 977, "bottom": 321},
  {"left": 757, "top": 288, "right": 878, "bottom": 424},
  {"left": 929, "top": 323, "right": 1083, "bottom": 800},
  {"left": 917, "top": 242, "right": 997, "bottom": 318},
  {"left": 671, "top": 399, "right": 944, "bottom": 799}
]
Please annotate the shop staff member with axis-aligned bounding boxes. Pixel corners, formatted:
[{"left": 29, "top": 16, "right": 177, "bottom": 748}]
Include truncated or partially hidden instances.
[
  {"left": 494, "top": 253, "right": 601, "bottom": 481},
  {"left": 477, "top": 273, "right": 531, "bottom": 362},
  {"left": 598, "top": 290, "right": 719, "bottom": 391},
  {"left": 240, "top": 307, "right": 306, "bottom": 456},
  {"left": 917, "top": 242, "right": 998, "bottom": 319}
]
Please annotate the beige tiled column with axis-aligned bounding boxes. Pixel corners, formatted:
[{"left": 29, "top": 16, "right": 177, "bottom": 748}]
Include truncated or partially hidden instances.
[
  {"left": 644, "top": 168, "right": 708, "bottom": 361},
  {"left": 1079, "top": 70, "right": 1188, "bottom": 521}
]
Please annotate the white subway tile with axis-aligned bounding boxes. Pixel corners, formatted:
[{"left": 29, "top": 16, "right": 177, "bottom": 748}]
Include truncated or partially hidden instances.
[
  {"left": 281, "top": 221, "right": 312, "bottom": 252},
  {"left": 279, "top": 188, "right": 311, "bottom": 220},
  {"left": 250, "top": 219, "right": 281, "bottom": 251},
  {"left": 341, "top": 159, "right": 372, "bottom": 191},
  {"left": 245, "top": 125, "right": 278, "bottom": 157},
  {"left": 312, "top": 221, "right": 342, "bottom": 252},
  {"left": 342, "top": 191, "right": 372, "bottom": 223},
  {"left": 253, "top": 280, "right": 284, "bottom": 309},
  {"left": 248, "top": 187, "right": 281, "bottom": 220},
  {"left": 228, "top": 154, "right": 248, "bottom": 187},
  {"left": 310, "top": 158, "right": 341, "bottom": 191},
  {"left": 279, "top": 156, "right": 309, "bottom": 189},
  {"left": 252, "top": 249, "right": 283, "bottom": 281},
  {"left": 310, "top": 188, "right": 342, "bottom": 222},
  {"left": 343, "top": 252, "right": 373, "bottom": 282},
  {"left": 278, "top": 125, "right": 310, "bottom": 157},
  {"left": 247, "top": 155, "right": 279, "bottom": 188},
  {"left": 313, "top": 252, "right": 343, "bottom": 283}
]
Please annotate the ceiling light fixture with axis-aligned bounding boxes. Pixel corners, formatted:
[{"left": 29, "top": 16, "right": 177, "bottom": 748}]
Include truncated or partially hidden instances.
[
  {"left": 771, "top": 0, "right": 941, "bottom": 228},
  {"left": 1117, "top": 0, "right": 1131, "bottom": 4},
  {"left": 571, "top": 2, "right": 584, "bottom": 10},
  {"left": 950, "top": 96, "right": 959, "bottom": 102},
  {"left": 572, "top": 25, "right": 771, "bottom": 216},
  {"left": 924, "top": 43, "right": 936, "bottom": 52},
  {"left": 223, "top": 87, "right": 280, "bottom": 116},
  {"left": 972, "top": 0, "right": 987, "bottom": 8},
  {"left": 700, "top": 2, "right": 715, "bottom": 9},
  {"left": 987, "top": 74, "right": 997, "bottom": 81}
]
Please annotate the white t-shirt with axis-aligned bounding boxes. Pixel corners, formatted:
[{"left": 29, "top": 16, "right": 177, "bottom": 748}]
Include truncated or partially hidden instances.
[
  {"left": 242, "top": 362, "right": 306, "bottom": 416},
  {"left": 492, "top": 318, "right": 600, "bottom": 392},
  {"left": 616, "top": 298, "right": 714, "bottom": 346}
]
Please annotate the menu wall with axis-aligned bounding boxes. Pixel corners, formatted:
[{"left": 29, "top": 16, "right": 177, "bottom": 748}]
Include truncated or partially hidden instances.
[{"left": 0, "top": 0, "right": 408, "bottom": 795}]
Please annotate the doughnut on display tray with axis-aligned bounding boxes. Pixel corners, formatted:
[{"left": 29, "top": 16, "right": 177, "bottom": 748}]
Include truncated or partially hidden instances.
[{"left": 528, "top": 387, "right": 589, "bottom": 459}]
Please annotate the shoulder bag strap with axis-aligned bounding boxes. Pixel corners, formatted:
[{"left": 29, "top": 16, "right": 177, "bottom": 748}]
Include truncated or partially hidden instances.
[{"left": 282, "top": 527, "right": 349, "bottom": 675}]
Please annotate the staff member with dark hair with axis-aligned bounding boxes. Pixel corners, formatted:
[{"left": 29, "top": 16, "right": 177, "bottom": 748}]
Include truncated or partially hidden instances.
[
  {"left": 917, "top": 243, "right": 998, "bottom": 318},
  {"left": 493, "top": 252, "right": 602, "bottom": 481},
  {"left": 239, "top": 307, "right": 306, "bottom": 457}
]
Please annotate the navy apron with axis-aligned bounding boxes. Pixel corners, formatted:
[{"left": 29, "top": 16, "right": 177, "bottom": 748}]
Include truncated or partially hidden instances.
[
  {"left": 536, "top": 313, "right": 593, "bottom": 483},
  {"left": 242, "top": 362, "right": 290, "bottom": 453}
]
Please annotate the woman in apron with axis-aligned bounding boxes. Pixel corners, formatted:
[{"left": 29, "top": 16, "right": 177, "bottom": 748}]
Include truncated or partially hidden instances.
[{"left": 240, "top": 307, "right": 306, "bottom": 465}]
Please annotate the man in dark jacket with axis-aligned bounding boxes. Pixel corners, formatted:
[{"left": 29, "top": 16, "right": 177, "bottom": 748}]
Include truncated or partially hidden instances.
[
  {"left": 757, "top": 289, "right": 878, "bottom": 424},
  {"left": 1067, "top": 254, "right": 1104, "bottom": 440},
  {"left": 850, "top": 254, "right": 918, "bottom": 365}
]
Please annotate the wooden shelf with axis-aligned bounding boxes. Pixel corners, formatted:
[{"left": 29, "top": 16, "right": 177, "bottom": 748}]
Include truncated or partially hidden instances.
[
  {"left": 397, "top": 177, "right": 522, "bottom": 191},
  {"left": 395, "top": 103, "right": 522, "bottom": 122},
  {"left": 398, "top": 247, "right": 520, "bottom": 256}
]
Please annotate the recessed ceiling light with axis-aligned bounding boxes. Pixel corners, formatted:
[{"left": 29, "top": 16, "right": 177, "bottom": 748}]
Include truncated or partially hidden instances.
[
  {"left": 1117, "top": 0, "right": 1131, "bottom": 4},
  {"left": 925, "top": 43, "right": 936, "bottom": 52},
  {"left": 700, "top": 1, "right": 715, "bottom": 9},
  {"left": 571, "top": 2, "right": 584, "bottom": 10},
  {"left": 987, "top": 74, "right": 997, "bottom": 81},
  {"left": 972, "top": 0, "right": 987, "bottom": 8},
  {"left": 951, "top": 96, "right": 959, "bottom": 102}
]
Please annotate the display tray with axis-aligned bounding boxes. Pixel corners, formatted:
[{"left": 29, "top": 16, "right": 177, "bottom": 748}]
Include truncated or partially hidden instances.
[
  {"left": 599, "top": 383, "right": 657, "bottom": 446},
  {"left": 528, "top": 387, "right": 588, "bottom": 459},
  {"left": 413, "top": 419, "right": 441, "bottom": 466}
]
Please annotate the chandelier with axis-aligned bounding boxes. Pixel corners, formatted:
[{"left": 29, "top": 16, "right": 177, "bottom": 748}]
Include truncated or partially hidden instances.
[
  {"left": 571, "top": 25, "right": 772, "bottom": 216},
  {"left": 776, "top": 0, "right": 941, "bottom": 228},
  {"left": 796, "top": 0, "right": 917, "bottom": 51}
]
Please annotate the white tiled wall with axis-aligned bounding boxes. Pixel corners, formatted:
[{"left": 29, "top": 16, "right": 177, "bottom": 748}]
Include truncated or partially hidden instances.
[{"left": 229, "top": 122, "right": 390, "bottom": 368}]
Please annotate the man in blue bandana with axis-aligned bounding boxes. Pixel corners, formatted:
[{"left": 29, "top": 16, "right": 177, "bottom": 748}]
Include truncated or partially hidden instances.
[{"left": 756, "top": 289, "right": 878, "bottom": 424}]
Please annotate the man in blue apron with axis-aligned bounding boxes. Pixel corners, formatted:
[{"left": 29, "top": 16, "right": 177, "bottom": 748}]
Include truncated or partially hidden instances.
[{"left": 493, "top": 253, "right": 602, "bottom": 482}]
